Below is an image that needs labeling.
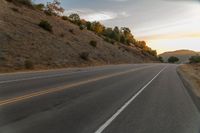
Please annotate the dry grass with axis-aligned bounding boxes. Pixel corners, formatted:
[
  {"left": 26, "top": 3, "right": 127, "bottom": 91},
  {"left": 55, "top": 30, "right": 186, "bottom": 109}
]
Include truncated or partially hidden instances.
[
  {"left": 0, "top": 0, "right": 158, "bottom": 73},
  {"left": 179, "top": 63, "right": 200, "bottom": 97}
]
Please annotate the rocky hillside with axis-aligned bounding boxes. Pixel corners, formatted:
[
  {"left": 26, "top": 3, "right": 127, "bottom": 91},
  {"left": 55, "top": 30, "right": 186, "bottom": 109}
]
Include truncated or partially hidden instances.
[
  {"left": 0, "top": 0, "right": 158, "bottom": 72},
  {"left": 160, "top": 50, "right": 199, "bottom": 63}
]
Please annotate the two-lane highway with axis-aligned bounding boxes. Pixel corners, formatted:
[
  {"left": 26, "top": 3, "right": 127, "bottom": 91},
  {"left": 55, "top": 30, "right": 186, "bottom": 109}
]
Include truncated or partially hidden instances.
[{"left": 0, "top": 64, "right": 199, "bottom": 133}]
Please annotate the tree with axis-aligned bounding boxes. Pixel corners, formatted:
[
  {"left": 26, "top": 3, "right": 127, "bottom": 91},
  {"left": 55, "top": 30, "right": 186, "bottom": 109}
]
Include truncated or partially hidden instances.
[
  {"left": 92, "top": 21, "right": 104, "bottom": 34},
  {"left": 69, "top": 13, "right": 80, "bottom": 24},
  {"left": 120, "top": 27, "right": 135, "bottom": 45},
  {"left": 168, "top": 56, "right": 179, "bottom": 63},
  {"left": 111, "top": 26, "right": 120, "bottom": 41},
  {"left": 46, "top": 0, "right": 64, "bottom": 16},
  {"left": 189, "top": 56, "right": 200, "bottom": 63},
  {"left": 158, "top": 56, "right": 164, "bottom": 63},
  {"left": 86, "top": 21, "right": 92, "bottom": 30}
]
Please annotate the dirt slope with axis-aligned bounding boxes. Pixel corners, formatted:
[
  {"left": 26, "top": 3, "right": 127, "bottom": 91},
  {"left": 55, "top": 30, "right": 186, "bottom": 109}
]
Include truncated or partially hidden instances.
[{"left": 0, "top": 0, "right": 157, "bottom": 72}]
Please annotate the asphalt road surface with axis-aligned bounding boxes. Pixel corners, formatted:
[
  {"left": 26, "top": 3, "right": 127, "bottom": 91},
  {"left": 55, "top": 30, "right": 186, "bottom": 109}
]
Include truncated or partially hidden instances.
[{"left": 0, "top": 64, "right": 199, "bottom": 133}]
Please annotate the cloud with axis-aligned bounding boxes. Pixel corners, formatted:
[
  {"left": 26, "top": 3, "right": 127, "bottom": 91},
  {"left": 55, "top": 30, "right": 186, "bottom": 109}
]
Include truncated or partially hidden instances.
[
  {"left": 83, "top": 12, "right": 117, "bottom": 21},
  {"left": 64, "top": 9, "right": 129, "bottom": 21},
  {"left": 164, "top": 0, "right": 200, "bottom": 3},
  {"left": 137, "top": 32, "right": 200, "bottom": 40},
  {"left": 107, "top": 0, "right": 129, "bottom": 2}
]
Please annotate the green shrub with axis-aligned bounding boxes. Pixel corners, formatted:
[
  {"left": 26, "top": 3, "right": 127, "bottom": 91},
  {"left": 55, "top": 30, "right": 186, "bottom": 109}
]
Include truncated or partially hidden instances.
[
  {"left": 104, "top": 37, "right": 115, "bottom": 44},
  {"left": 79, "top": 25, "right": 84, "bottom": 30},
  {"left": 39, "top": 20, "right": 52, "bottom": 32},
  {"left": 24, "top": 60, "right": 34, "bottom": 69},
  {"left": 189, "top": 56, "right": 200, "bottom": 63},
  {"left": 90, "top": 40, "right": 97, "bottom": 47},
  {"left": 80, "top": 52, "right": 89, "bottom": 60},
  {"left": 168, "top": 56, "right": 179, "bottom": 63},
  {"left": 158, "top": 56, "right": 164, "bottom": 63},
  {"left": 34, "top": 3, "right": 44, "bottom": 11}
]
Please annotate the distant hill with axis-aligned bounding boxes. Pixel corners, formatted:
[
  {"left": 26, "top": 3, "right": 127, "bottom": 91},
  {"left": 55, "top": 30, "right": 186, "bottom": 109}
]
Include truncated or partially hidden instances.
[{"left": 160, "top": 50, "right": 200, "bottom": 63}]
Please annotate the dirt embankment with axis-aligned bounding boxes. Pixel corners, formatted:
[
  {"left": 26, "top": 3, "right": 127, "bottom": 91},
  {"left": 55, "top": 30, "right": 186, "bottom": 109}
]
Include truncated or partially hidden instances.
[
  {"left": 178, "top": 63, "right": 200, "bottom": 111},
  {"left": 0, "top": 0, "right": 158, "bottom": 73}
]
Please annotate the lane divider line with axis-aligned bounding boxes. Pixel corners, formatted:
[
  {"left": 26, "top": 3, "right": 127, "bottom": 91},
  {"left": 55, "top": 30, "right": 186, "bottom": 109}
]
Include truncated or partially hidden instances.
[
  {"left": 0, "top": 65, "right": 156, "bottom": 107},
  {"left": 0, "top": 65, "right": 149, "bottom": 84},
  {"left": 0, "top": 68, "right": 112, "bottom": 84},
  {"left": 94, "top": 66, "right": 168, "bottom": 133}
]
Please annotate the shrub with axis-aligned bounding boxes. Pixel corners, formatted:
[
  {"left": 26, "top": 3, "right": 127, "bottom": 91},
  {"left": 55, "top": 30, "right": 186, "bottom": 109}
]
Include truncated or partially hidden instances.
[
  {"left": 39, "top": 20, "right": 52, "bottom": 32},
  {"left": 189, "top": 56, "right": 200, "bottom": 63},
  {"left": 60, "top": 33, "right": 65, "bottom": 37},
  {"left": 90, "top": 40, "right": 97, "bottom": 47},
  {"left": 79, "top": 25, "right": 84, "bottom": 30},
  {"left": 69, "top": 29, "right": 74, "bottom": 34},
  {"left": 168, "top": 56, "right": 179, "bottom": 63},
  {"left": 80, "top": 52, "right": 89, "bottom": 60},
  {"left": 44, "top": 10, "right": 52, "bottom": 16},
  {"left": 34, "top": 3, "right": 44, "bottom": 11},
  {"left": 24, "top": 60, "right": 34, "bottom": 69},
  {"left": 10, "top": 7, "right": 19, "bottom": 12},
  {"left": 158, "top": 56, "right": 164, "bottom": 63},
  {"left": 62, "top": 16, "right": 69, "bottom": 21}
]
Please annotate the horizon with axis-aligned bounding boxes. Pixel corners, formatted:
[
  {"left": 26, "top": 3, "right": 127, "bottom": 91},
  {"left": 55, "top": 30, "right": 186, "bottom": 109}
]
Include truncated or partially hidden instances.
[{"left": 34, "top": 0, "right": 200, "bottom": 54}]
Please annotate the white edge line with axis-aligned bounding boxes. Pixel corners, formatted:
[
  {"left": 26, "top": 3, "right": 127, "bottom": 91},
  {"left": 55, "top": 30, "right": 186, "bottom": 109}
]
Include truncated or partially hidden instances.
[{"left": 94, "top": 66, "right": 168, "bottom": 133}]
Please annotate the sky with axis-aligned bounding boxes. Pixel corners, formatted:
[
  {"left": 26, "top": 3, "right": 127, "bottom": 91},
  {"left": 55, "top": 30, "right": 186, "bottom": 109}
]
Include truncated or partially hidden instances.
[{"left": 34, "top": 0, "right": 200, "bottom": 54}]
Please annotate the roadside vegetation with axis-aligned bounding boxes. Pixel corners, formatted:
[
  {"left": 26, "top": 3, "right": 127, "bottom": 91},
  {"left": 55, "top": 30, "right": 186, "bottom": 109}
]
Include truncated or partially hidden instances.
[
  {"left": 6, "top": 0, "right": 158, "bottom": 58},
  {"left": 168, "top": 56, "right": 179, "bottom": 63},
  {"left": 38, "top": 20, "right": 53, "bottom": 32},
  {"left": 1, "top": 0, "right": 160, "bottom": 72},
  {"left": 189, "top": 56, "right": 200, "bottom": 63}
]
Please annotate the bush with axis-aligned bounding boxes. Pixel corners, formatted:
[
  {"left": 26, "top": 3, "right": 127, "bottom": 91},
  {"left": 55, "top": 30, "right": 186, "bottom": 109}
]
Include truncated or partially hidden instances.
[
  {"left": 24, "top": 60, "right": 34, "bottom": 69},
  {"left": 158, "top": 56, "right": 164, "bottom": 63},
  {"left": 69, "top": 29, "right": 74, "bottom": 34},
  {"left": 168, "top": 56, "right": 179, "bottom": 63},
  {"left": 60, "top": 33, "right": 65, "bottom": 37},
  {"left": 62, "top": 16, "right": 69, "bottom": 21},
  {"left": 104, "top": 37, "right": 115, "bottom": 44},
  {"left": 80, "top": 52, "right": 89, "bottom": 60},
  {"left": 39, "top": 20, "right": 52, "bottom": 32},
  {"left": 79, "top": 25, "right": 84, "bottom": 30},
  {"left": 34, "top": 3, "right": 44, "bottom": 11},
  {"left": 90, "top": 40, "right": 97, "bottom": 47},
  {"left": 189, "top": 56, "right": 200, "bottom": 63},
  {"left": 11, "top": 7, "right": 19, "bottom": 12},
  {"left": 44, "top": 10, "right": 52, "bottom": 16}
]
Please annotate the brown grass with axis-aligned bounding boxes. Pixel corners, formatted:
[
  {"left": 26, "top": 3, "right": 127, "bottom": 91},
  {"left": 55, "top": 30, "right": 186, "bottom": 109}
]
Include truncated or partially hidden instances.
[
  {"left": 0, "top": 0, "right": 158, "bottom": 73},
  {"left": 179, "top": 63, "right": 200, "bottom": 97}
]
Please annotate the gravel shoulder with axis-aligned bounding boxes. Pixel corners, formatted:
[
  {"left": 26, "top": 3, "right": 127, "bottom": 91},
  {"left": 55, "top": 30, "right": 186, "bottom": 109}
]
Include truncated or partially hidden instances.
[{"left": 177, "top": 63, "right": 200, "bottom": 111}]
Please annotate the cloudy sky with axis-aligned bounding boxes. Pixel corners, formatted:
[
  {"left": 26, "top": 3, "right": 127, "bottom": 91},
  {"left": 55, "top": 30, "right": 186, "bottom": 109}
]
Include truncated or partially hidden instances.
[{"left": 34, "top": 0, "right": 200, "bottom": 54}]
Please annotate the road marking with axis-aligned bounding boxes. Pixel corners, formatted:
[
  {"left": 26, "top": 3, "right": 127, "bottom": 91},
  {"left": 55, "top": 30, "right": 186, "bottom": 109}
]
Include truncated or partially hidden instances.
[
  {"left": 0, "top": 65, "right": 146, "bottom": 84},
  {"left": 0, "top": 65, "right": 155, "bottom": 107},
  {"left": 94, "top": 66, "right": 168, "bottom": 133}
]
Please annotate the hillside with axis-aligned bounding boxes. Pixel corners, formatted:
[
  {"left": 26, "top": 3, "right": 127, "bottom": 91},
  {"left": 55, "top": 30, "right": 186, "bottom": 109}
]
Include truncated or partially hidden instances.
[
  {"left": 160, "top": 50, "right": 199, "bottom": 63},
  {"left": 0, "top": 0, "right": 158, "bottom": 72}
]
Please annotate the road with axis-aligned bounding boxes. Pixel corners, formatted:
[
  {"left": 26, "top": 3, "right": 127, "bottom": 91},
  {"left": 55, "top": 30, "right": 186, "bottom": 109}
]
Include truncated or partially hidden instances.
[{"left": 0, "top": 64, "right": 199, "bottom": 133}]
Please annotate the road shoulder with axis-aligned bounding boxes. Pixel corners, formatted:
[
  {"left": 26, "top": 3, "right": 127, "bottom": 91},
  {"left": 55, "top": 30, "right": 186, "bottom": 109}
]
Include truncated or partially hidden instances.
[{"left": 177, "top": 64, "right": 200, "bottom": 112}]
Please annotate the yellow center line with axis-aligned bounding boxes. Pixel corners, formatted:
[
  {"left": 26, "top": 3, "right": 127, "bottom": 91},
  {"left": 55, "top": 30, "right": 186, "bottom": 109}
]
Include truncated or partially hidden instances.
[{"left": 0, "top": 65, "right": 156, "bottom": 107}]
